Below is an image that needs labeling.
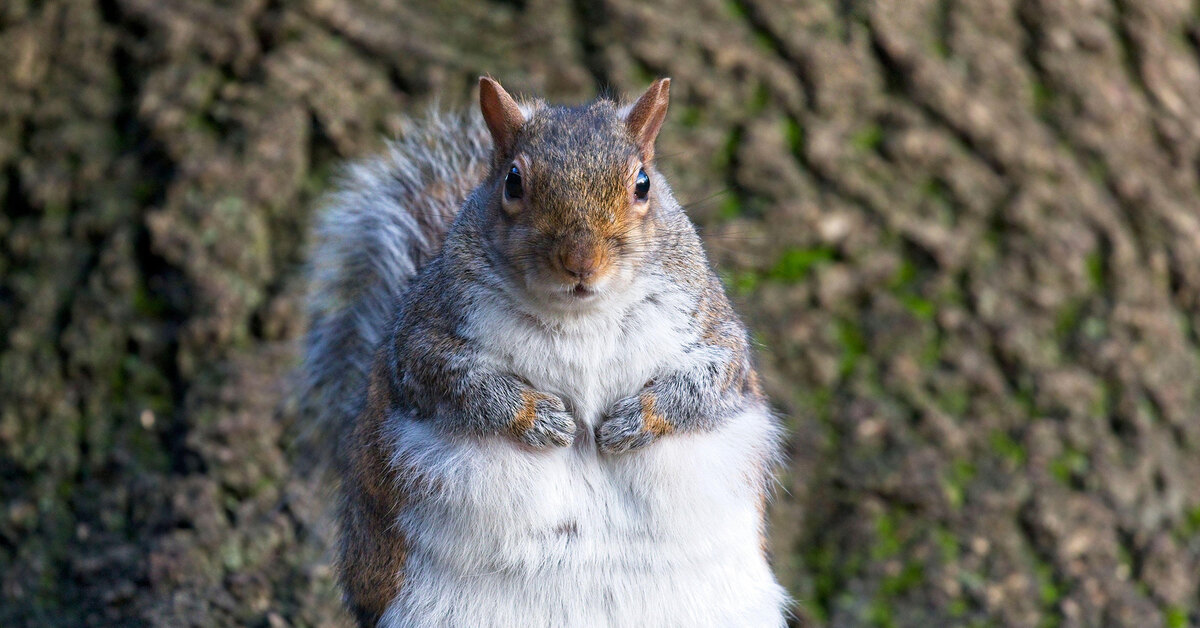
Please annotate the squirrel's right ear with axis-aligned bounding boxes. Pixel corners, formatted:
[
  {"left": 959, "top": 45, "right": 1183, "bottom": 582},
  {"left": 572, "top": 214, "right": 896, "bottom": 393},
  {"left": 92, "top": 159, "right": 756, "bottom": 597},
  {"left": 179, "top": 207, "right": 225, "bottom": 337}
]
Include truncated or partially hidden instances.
[
  {"left": 624, "top": 78, "right": 671, "bottom": 161},
  {"left": 479, "top": 77, "right": 525, "bottom": 158}
]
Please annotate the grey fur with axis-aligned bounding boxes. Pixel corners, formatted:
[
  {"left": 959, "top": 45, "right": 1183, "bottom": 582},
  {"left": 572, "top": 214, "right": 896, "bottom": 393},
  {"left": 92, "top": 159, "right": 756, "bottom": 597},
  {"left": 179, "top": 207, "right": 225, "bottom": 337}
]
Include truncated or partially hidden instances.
[
  {"left": 301, "top": 110, "right": 490, "bottom": 459},
  {"left": 596, "top": 395, "right": 658, "bottom": 454}
]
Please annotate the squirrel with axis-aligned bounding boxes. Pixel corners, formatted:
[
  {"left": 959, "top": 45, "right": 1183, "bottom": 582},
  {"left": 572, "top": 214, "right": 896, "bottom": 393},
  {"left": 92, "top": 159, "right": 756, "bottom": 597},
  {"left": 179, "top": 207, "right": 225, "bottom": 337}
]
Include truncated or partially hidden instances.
[{"left": 302, "top": 77, "right": 787, "bottom": 627}]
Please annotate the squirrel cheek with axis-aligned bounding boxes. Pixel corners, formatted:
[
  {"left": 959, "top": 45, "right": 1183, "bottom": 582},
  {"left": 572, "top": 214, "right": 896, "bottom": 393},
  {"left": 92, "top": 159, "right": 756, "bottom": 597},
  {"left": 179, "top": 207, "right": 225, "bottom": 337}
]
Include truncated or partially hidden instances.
[{"left": 628, "top": 198, "right": 651, "bottom": 219}]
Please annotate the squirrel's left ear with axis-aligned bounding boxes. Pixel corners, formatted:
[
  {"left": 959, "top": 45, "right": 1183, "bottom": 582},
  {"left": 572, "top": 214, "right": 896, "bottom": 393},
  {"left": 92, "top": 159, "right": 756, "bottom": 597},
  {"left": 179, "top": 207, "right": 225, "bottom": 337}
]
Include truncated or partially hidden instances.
[{"left": 624, "top": 78, "right": 671, "bottom": 161}]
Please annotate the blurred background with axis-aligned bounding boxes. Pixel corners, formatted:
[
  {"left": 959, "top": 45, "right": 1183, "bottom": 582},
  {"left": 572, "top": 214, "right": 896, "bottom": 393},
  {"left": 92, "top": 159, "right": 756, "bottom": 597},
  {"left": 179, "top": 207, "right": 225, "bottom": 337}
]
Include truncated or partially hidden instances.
[{"left": 3, "top": 0, "right": 1200, "bottom": 626}]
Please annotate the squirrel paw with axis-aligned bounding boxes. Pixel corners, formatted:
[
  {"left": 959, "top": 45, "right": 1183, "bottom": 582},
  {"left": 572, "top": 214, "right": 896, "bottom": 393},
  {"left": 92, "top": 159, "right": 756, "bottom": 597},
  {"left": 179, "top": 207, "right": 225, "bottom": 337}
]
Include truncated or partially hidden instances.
[
  {"left": 512, "top": 393, "right": 576, "bottom": 449},
  {"left": 596, "top": 394, "right": 672, "bottom": 455}
]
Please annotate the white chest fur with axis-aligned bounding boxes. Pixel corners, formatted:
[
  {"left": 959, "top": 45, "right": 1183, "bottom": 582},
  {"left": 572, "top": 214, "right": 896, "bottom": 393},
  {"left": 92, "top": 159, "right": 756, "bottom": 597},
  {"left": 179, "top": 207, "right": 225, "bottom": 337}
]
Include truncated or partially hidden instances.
[
  {"left": 380, "top": 291, "right": 787, "bottom": 627},
  {"left": 477, "top": 288, "right": 693, "bottom": 429}
]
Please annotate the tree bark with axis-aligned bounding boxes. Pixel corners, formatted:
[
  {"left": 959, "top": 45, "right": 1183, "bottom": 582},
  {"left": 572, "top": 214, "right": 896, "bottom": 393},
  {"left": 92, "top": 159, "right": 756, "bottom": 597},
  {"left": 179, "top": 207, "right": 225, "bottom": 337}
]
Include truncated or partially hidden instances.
[{"left": 1, "top": 0, "right": 1198, "bottom": 625}]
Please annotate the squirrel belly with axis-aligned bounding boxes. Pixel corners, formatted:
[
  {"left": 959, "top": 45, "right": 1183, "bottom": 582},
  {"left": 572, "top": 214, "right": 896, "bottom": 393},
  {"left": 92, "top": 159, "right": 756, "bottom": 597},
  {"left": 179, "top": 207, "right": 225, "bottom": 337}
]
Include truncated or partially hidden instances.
[
  {"left": 380, "top": 405, "right": 785, "bottom": 627},
  {"left": 302, "top": 79, "right": 788, "bottom": 626}
]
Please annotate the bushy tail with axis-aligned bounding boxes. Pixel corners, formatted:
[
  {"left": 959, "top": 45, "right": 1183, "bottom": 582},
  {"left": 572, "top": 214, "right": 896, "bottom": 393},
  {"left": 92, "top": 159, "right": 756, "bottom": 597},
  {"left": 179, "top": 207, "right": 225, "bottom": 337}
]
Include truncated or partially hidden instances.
[{"left": 300, "top": 111, "right": 490, "bottom": 459}]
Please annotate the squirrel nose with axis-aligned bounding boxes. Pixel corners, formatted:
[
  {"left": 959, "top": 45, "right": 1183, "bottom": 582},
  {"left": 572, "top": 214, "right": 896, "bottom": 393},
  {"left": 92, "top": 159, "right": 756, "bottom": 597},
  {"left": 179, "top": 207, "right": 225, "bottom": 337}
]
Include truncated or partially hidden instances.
[{"left": 560, "top": 246, "right": 601, "bottom": 281}]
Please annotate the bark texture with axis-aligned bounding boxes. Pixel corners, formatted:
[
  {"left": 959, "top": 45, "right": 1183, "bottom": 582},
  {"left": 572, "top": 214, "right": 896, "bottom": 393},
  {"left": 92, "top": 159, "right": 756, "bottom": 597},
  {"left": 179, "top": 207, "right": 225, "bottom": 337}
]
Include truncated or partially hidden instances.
[{"left": 2, "top": 0, "right": 1199, "bottom": 626}]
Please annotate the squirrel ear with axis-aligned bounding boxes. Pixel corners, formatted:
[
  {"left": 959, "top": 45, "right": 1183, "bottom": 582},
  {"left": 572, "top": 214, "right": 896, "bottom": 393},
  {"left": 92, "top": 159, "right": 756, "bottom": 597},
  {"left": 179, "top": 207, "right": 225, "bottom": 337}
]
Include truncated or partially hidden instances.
[
  {"left": 479, "top": 77, "right": 525, "bottom": 158},
  {"left": 624, "top": 78, "right": 671, "bottom": 160}
]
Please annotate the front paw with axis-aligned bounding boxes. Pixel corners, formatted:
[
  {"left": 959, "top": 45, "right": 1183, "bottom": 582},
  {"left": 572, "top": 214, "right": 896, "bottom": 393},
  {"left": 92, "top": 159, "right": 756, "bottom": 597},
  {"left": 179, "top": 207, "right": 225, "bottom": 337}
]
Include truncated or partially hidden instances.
[
  {"left": 597, "top": 393, "right": 673, "bottom": 455},
  {"left": 512, "top": 391, "right": 575, "bottom": 449}
]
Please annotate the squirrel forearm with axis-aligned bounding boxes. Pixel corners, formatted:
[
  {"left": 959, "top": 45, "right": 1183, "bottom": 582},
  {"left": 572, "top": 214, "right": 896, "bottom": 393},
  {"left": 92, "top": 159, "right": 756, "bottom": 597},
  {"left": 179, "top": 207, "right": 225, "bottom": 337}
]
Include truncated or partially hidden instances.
[
  {"left": 398, "top": 360, "right": 521, "bottom": 433},
  {"left": 392, "top": 332, "right": 575, "bottom": 447},
  {"left": 597, "top": 341, "right": 760, "bottom": 454},
  {"left": 644, "top": 349, "right": 758, "bottom": 433}
]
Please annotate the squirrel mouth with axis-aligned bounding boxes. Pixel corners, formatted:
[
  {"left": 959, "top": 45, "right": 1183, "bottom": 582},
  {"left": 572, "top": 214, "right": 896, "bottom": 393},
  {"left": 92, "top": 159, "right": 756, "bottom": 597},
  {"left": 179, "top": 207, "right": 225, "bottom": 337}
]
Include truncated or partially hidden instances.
[{"left": 570, "top": 284, "right": 595, "bottom": 298}]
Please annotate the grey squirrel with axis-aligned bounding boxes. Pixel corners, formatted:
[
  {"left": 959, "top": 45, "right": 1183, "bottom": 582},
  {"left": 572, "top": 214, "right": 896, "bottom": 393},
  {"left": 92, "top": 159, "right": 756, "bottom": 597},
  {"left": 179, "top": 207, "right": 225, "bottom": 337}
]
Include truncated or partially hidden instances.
[{"left": 303, "top": 77, "right": 787, "bottom": 627}]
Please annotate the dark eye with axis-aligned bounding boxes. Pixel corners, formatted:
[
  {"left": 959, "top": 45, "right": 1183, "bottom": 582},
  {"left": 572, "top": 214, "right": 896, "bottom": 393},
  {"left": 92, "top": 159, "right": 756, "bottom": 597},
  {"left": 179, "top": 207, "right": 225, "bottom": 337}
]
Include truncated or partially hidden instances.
[
  {"left": 504, "top": 164, "right": 523, "bottom": 200},
  {"left": 634, "top": 168, "right": 650, "bottom": 201}
]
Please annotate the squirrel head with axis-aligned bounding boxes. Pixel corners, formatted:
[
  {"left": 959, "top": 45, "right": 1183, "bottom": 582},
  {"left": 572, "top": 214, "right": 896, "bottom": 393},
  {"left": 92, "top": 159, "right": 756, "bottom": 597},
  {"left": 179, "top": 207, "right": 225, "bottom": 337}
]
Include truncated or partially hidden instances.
[{"left": 477, "top": 76, "right": 671, "bottom": 309}]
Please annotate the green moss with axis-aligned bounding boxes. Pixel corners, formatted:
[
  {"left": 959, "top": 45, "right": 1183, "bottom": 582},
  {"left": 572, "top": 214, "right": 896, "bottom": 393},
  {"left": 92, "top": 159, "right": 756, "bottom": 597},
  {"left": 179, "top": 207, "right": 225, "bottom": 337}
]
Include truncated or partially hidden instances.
[
  {"left": 835, "top": 317, "right": 867, "bottom": 379},
  {"left": 989, "top": 430, "right": 1027, "bottom": 466},
  {"left": 752, "top": 31, "right": 776, "bottom": 53},
  {"left": 881, "top": 561, "right": 924, "bottom": 596},
  {"left": 126, "top": 421, "right": 169, "bottom": 473},
  {"left": 1177, "top": 506, "right": 1200, "bottom": 539},
  {"left": 721, "top": 245, "right": 834, "bottom": 294},
  {"left": 44, "top": 202, "right": 70, "bottom": 219},
  {"left": 1014, "top": 384, "right": 1037, "bottom": 415},
  {"left": 851, "top": 124, "right": 885, "bottom": 152},
  {"left": 631, "top": 63, "right": 658, "bottom": 86},
  {"left": 133, "top": 180, "right": 158, "bottom": 204},
  {"left": 1038, "top": 610, "right": 1063, "bottom": 628},
  {"left": 722, "top": 269, "right": 760, "bottom": 296},
  {"left": 889, "top": 259, "right": 918, "bottom": 290},
  {"left": 1164, "top": 606, "right": 1188, "bottom": 628},
  {"left": 132, "top": 281, "right": 167, "bottom": 317},
  {"left": 938, "top": 386, "right": 970, "bottom": 416},
  {"left": 872, "top": 511, "right": 902, "bottom": 560},
  {"left": 301, "top": 158, "right": 337, "bottom": 199},
  {"left": 899, "top": 293, "right": 936, "bottom": 321},
  {"left": 944, "top": 459, "right": 977, "bottom": 510},
  {"left": 184, "top": 111, "right": 222, "bottom": 137},
  {"left": 867, "top": 599, "right": 898, "bottom": 628},
  {"left": 750, "top": 83, "right": 770, "bottom": 113},
  {"left": 919, "top": 177, "right": 952, "bottom": 204},
  {"left": 1088, "top": 381, "right": 1113, "bottom": 419},
  {"left": 934, "top": 527, "right": 960, "bottom": 563},
  {"left": 1034, "top": 560, "right": 1063, "bottom": 610},
  {"left": 768, "top": 246, "right": 835, "bottom": 282},
  {"left": 785, "top": 117, "right": 804, "bottom": 155},
  {"left": 1085, "top": 251, "right": 1106, "bottom": 289},
  {"left": 1031, "top": 80, "right": 1052, "bottom": 114},
  {"left": 1054, "top": 300, "right": 1083, "bottom": 339},
  {"left": 717, "top": 196, "right": 744, "bottom": 221},
  {"left": 715, "top": 125, "right": 743, "bottom": 170},
  {"left": 802, "top": 542, "right": 838, "bottom": 622},
  {"left": 1048, "top": 448, "right": 1088, "bottom": 486},
  {"left": 804, "top": 387, "right": 835, "bottom": 425}
]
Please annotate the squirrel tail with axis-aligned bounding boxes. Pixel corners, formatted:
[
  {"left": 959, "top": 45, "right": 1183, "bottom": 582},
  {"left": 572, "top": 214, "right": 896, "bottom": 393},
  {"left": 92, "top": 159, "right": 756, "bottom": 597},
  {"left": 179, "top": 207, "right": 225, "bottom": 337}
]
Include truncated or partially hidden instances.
[{"left": 300, "top": 110, "right": 490, "bottom": 459}]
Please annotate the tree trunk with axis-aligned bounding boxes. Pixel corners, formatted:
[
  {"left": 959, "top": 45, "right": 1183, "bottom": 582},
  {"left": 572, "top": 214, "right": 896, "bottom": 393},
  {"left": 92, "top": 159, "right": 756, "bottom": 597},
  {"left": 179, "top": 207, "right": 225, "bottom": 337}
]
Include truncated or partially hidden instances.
[{"left": 2, "top": 0, "right": 1198, "bottom": 625}]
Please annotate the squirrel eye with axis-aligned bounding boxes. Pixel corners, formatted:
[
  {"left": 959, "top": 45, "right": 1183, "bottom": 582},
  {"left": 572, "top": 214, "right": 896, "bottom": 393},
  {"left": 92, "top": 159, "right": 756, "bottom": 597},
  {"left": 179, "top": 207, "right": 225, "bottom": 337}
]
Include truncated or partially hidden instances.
[
  {"left": 634, "top": 168, "right": 650, "bottom": 201},
  {"left": 504, "top": 164, "right": 523, "bottom": 200}
]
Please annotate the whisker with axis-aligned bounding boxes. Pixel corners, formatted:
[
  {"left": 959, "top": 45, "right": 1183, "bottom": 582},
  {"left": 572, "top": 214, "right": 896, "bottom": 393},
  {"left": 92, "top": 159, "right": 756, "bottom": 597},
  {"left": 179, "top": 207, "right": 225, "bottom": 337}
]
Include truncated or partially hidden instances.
[{"left": 680, "top": 188, "right": 733, "bottom": 210}]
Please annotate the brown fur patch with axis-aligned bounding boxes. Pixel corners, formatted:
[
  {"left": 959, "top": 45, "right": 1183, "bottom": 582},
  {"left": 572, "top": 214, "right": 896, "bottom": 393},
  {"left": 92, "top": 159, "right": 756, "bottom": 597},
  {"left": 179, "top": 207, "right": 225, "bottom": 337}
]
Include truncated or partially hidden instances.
[
  {"left": 639, "top": 391, "right": 675, "bottom": 436},
  {"left": 756, "top": 485, "right": 769, "bottom": 559},
  {"left": 511, "top": 388, "right": 550, "bottom": 436},
  {"left": 743, "top": 368, "right": 764, "bottom": 398},
  {"left": 339, "top": 353, "right": 408, "bottom": 627}
]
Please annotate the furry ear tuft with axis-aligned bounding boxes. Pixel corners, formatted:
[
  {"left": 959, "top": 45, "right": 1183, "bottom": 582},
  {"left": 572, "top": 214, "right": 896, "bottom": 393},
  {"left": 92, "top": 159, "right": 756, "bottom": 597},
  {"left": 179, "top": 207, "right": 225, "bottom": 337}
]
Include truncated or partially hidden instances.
[
  {"left": 479, "top": 77, "right": 525, "bottom": 157},
  {"left": 624, "top": 78, "right": 671, "bottom": 160}
]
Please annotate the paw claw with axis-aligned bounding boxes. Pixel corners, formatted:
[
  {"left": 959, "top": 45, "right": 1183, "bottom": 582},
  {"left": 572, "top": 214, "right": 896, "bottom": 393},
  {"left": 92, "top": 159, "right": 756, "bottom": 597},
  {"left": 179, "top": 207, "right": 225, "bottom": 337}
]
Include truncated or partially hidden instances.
[
  {"left": 596, "top": 396, "right": 658, "bottom": 455},
  {"left": 516, "top": 396, "right": 575, "bottom": 449}
]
